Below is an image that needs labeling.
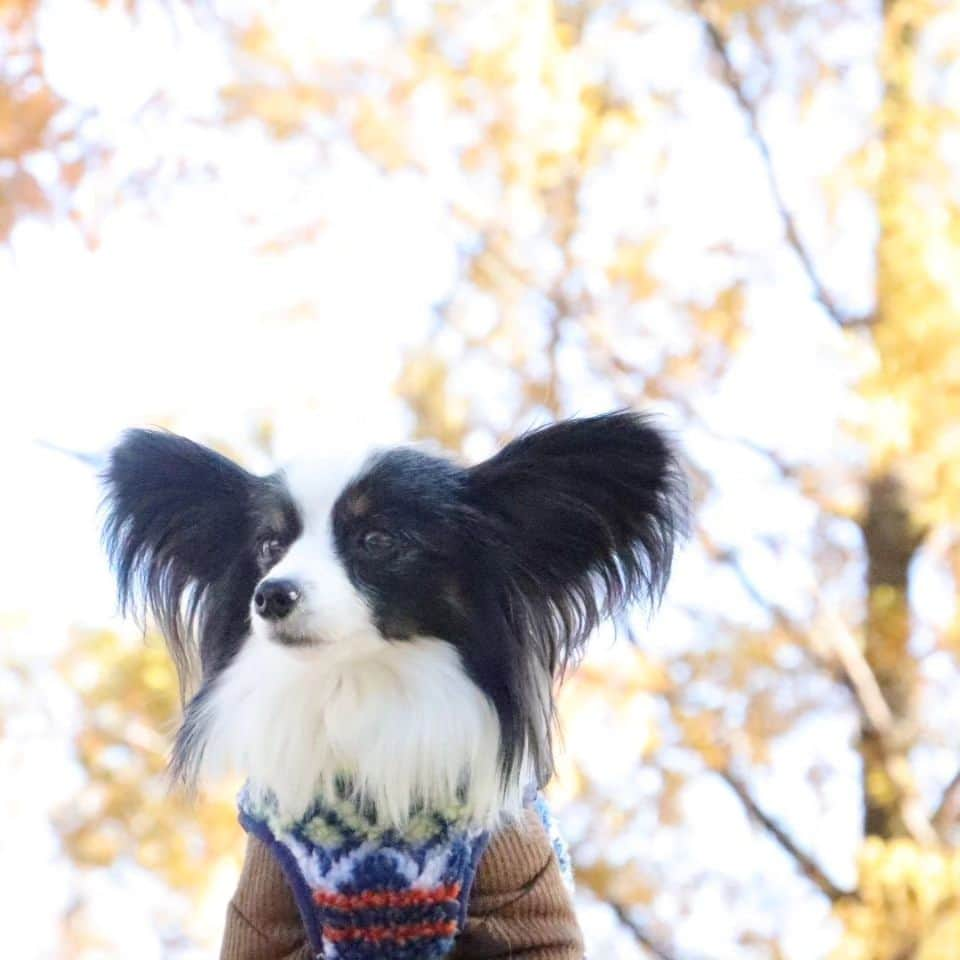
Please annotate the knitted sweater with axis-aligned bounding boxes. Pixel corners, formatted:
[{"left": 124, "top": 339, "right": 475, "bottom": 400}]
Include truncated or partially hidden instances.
[{"left": 222, "top": 807, "right": 585, "bottom": 960}]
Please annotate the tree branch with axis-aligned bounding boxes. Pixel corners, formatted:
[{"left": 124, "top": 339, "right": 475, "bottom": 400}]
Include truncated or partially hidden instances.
[
  {"left": 933, "top": 768, "right": 960, "bottom": 840},
  {"left": 718, "top": 769, "right": 855, "bottom": 902},
  {"left": 704, "top": 532, "right": 894, "bottom": 739},
  {"left": 706, "top": 540, "right": 938, "bottom": 846},
  {"left": 813, "top": 609, "right": 896, "bottom": 738},
  {"left": 689, "top": 1, "right": 871, "bottom": 329},
  {"left": 608, "top": 901, "right": 686, "bottom": 960}
]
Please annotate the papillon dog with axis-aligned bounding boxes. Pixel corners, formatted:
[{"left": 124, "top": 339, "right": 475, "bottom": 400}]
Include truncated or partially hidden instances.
[{"left": 101, "top": 412, "right": 686, "bottom": 826}]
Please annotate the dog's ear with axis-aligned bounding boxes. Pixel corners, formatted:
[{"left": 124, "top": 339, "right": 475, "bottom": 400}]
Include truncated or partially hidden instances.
[
  {"left": 467, "top": 411, "right": 688, "bottom": 664},
  {"left": 101, "top": 429, "right": 260, "bottom": 695}
]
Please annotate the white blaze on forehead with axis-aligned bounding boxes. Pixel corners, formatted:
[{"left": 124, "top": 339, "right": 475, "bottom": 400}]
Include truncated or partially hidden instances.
[
  {"left": 261, "top": 449, "right": 379, "bottom": 646},
  {"left": 281, "top": 448, "right": 373, "bottom": 528}
]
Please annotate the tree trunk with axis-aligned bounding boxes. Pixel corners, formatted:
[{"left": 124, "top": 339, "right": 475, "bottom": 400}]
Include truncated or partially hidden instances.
[
  {"left": 858, "top": 0, "right": 925, "bottom": 842},
  {"left": 860, "top": 474, "right": 918, "bottom": 839}
]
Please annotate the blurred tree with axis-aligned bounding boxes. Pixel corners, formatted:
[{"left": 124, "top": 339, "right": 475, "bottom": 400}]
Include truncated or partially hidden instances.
[
  {"left": 0, "top": 0, "right": 112, "bottom": 242},
  {"left": 215, "top": 1, "right": 960, "bottom": 956},
  {"left": 55, "top": 628, "right": 241, "bottom": 951},
  {"left": 5, "top": 0, "right": 960, "bottom": 957},
  {"left": 56, "top": 629, "right": 239, "bottom": 890}
]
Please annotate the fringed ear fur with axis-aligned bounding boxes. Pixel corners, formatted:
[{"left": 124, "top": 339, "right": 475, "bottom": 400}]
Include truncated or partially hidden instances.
[
  {"left": 464, "top": 410, "right": 689, "bottom": 785},
  {"left": 101, "top": 429, "right": 260, "bottom": 697}
]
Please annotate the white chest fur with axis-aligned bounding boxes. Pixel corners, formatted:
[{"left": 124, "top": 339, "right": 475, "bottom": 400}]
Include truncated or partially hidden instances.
[{"left": 194, "top": 634, "right": 516, "bottom": 826}]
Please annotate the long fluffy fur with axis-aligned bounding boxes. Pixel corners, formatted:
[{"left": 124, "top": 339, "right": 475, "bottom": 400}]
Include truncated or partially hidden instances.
[
  {"left": 462, "top": 411, "right": 688, "bottom": 788},
  {"left": 181, "top": 633, "right": 509, "bottom": 824},
  {"left": 102, "top": 430, "right": 263, "bottom": 694},
  {"left": 101, "top": 412, "right": 687, "bottom": 826}
]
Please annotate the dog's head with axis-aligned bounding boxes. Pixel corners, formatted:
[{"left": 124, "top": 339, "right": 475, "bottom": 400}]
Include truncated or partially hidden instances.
[{"left": 102, "top": 412, "right": 687, "bottom": 801}]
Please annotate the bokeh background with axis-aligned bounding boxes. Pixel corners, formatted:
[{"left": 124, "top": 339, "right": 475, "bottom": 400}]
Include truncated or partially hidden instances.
[{"left": 4, "top": 1, "right": 960, "bottom": 957}]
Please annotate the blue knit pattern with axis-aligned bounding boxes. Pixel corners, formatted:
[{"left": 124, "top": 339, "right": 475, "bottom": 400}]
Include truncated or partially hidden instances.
[
  {"left": 238, "top": 781, "right": 488, "bottom": 960},
  {"left": 532, "top": 793, "right": 575, "bottom": 893}
]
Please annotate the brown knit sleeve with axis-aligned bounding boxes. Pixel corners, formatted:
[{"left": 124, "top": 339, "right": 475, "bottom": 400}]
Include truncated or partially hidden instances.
[
  {"left": 450, "top": 808, "right": 585, "bottom": 960},
  {"left": 220, "top": 835, "right": 311, "bottom": 960}
]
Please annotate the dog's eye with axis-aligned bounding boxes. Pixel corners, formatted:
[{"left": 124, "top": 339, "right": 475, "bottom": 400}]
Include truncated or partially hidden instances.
[
  {"left": 257, "top": 537, "right": 284, "bottom": 565},
  {"left": 361, "top": 530, "right": 394, "bottom": 555}
]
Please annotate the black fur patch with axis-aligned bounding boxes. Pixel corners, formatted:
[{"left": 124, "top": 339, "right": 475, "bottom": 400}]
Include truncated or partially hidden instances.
[
  {"left": 331, "top": 412, "right": 688, "bottom": 789},
  {"left": 102, "top": 413, "right": 687, "bottom": 797},
  {"left": 101, "top": 429, "right": 299, "bottom": 778},
  {"left": 463, "top": 411, "right": 688, "bottom": 785}
]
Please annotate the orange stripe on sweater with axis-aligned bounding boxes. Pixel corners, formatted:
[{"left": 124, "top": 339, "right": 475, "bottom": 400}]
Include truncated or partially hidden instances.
[
  {"left": 312, "top": 882, "right": 461, "bottom": 911},
  {"left": 324, "top": 919, "right": 458, "bottom": 944}
]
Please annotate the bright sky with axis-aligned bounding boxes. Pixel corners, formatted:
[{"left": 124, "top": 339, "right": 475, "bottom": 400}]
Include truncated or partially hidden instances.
[{"left": 2, "top": 9, "right": 455, "bottom": 953}]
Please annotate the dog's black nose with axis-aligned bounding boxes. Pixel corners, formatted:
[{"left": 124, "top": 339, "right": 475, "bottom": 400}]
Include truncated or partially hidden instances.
[{"left": 254, "top": 579, "right": 301, "bottom": 621}]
